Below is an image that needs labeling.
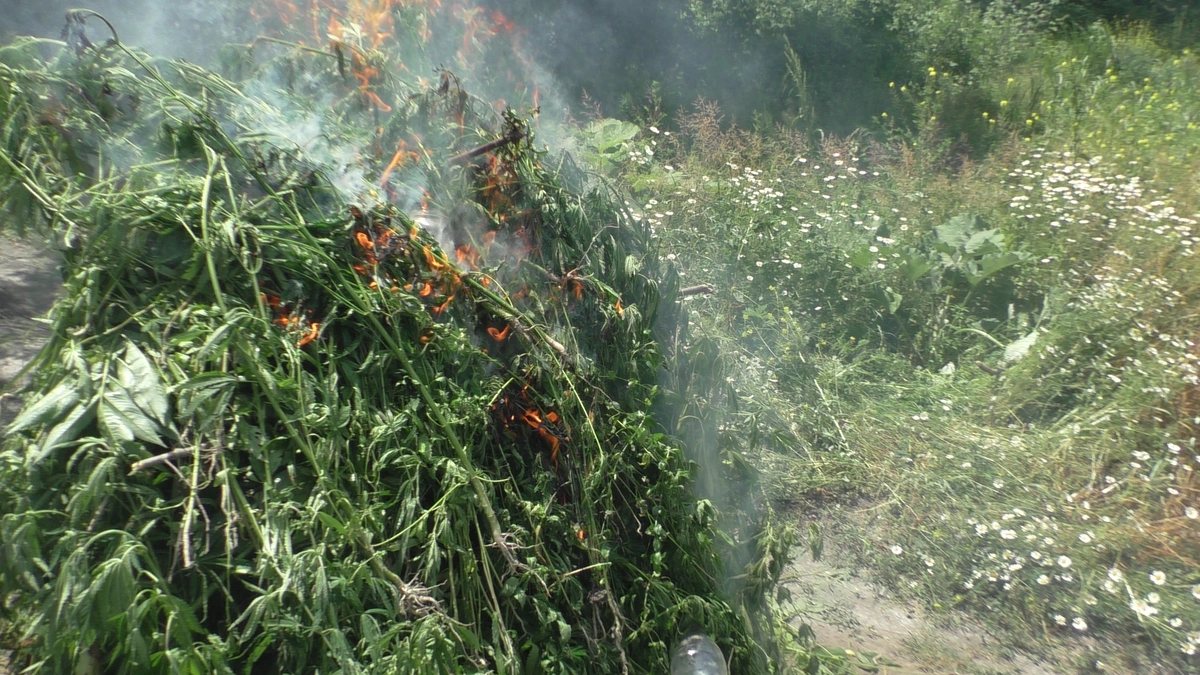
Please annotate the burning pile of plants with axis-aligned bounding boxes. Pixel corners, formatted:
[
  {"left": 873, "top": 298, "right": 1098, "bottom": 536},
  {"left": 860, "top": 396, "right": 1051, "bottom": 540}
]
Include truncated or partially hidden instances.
[{"left": 0, "top": 4, "right": 792, "bottom": 673}]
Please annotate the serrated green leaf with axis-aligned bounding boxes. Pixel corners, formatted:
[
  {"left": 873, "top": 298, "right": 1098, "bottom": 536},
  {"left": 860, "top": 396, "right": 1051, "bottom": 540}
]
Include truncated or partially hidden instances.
[
  {"left": 624, "top": 254, "right": 642, "bottom": 277},
  {"left": 30, "top": 401, "right": 96, "bottom": 465},
  {"left": 197, "top": 323, "right": 233, "bottom": 362},
  {"left": 119, "top": 341, "right": 170, "bottom": 427},
  {"left": 177, "top": 374, "right": 236, "bottom": 420},
  {"left": 100, "top": 386, "right": 164, "bottom": 445},
  {"left": 6, "top": 381, "right": 80, "bottom": 435}
]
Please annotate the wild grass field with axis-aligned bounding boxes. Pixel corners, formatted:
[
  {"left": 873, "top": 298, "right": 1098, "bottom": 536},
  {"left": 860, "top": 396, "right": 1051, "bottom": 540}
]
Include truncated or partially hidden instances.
[{"left": 581, "top": 18, "right": 1200, "bottom": 673}]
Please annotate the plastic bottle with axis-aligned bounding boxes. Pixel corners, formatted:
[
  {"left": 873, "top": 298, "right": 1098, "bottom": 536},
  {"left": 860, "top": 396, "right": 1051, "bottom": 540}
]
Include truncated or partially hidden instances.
[{"left": 669, "top": 632, "right": 728, "bottom": 675}]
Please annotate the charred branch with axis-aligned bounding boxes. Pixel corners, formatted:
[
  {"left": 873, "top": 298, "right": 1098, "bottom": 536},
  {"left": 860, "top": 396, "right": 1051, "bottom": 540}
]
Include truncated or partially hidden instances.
[
  {"left": 679, "top": 284, "right": 716, "bottom": 297},
  {"left": 449, "top": 127, "right": 526, "bottom": 166}
]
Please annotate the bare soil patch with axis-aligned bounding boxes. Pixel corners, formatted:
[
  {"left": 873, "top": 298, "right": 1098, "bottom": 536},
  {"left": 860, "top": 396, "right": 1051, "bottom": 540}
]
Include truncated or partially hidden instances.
[
  {"left": 0, "top": 235, "right": 59, "bottom": 427},
  {"left": 786, "top": 549, "right": 1059, "bottom": 674},
  {"left": 782, "top": 506, "right": 1145, "bottom": 675}
]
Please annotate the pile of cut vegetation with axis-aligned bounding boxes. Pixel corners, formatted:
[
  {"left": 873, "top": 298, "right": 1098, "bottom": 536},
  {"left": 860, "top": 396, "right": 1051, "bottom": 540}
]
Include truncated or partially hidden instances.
[{"left": 0, "top": 10, "right": 788, "bottom": 673}]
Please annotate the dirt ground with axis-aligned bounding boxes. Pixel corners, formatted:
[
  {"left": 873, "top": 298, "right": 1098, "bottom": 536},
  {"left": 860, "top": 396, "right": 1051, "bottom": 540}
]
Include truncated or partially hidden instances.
[
  {"left": 0, "top": 234, "right": 60, "bottom": 674},
  {"left": 0, "top": 235, "right": 60, "bottom": 427},
  {"left": 786, "top": 546, "right": 1060, "bottom": 674},
  {"left": 783, "top": 507, "right": 1167, "bottom": 675}
]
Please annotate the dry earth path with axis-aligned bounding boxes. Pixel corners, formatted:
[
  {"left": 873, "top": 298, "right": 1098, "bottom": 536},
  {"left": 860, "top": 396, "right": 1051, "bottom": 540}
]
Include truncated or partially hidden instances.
[
  {"left": 0, "top": 234, "right": 60, "bottom": 673},
  {"left": 782, "top": 507, "right": 1159, "bottom": 675},
  {"left": 786, "top": 548, "right": 1060, "bottom": 675},
  {"left": 0, "top": 235, "right": 59, "bottom": 427}
]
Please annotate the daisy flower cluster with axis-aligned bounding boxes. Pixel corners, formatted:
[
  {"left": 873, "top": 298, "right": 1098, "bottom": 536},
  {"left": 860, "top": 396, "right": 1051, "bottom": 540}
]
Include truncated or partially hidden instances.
[
  {"left": 1005, "top": 149, "right": 1200, "bottom": 259},
  {"left": 881, "top": 424, "right": 1200, "bottom": 657}
]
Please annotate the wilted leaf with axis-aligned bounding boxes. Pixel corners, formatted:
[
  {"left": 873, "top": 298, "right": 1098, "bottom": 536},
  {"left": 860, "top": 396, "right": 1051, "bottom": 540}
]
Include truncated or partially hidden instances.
[{"left": 808, "top": 523, "right": 823, "bottom": 562}]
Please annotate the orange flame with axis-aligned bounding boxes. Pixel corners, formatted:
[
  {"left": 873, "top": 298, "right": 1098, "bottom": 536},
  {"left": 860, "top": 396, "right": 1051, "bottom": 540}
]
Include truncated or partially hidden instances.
[
  {"left": 491, "top": 10, "right": 514, "bottom": 32},
  {"left": 422, "top": 245, "right": 447, "bottom": 271},
  {"left": 380, "top": 140, "right": 419, "bottom": 186},
  {"left": 455, "top": 243, "right": 482, "bottom": 270},
  {"left": 522, "top": 409, "right": 542, "bottom": 428},
  {"left": 298, "top": 322, "right": 321, "bottom": 347},
  {"left": 432, "top": 293, "right": 455, "bottom": 316},
  {"left": 541, "top": 428, "right": 561, "bottom": 465},
  {"left": 487, "top": 324, "right": 511, "bottom": 341}
]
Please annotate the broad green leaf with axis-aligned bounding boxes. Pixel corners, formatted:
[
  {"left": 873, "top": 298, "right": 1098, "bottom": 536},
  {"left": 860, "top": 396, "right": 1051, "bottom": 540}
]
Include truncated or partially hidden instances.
[
  {"left": 934, "top": 214, "right": 979, "bottom": 249},
  {"left": 883, "top": 287, "right": 903, "bottom": 314},
  {"left": 963, "top": 228, "right": 1004, "bottom": 256},
  {"left": 899, "top": 253, "right": 933, "bottom": 281},
  {"left": 978, "top": 251, "right": 1026, "bottom": 279},
  {"left": 582, "top": 118, "right": 640, "bottom": 153},
  {"left": 850, "top": 248, "right": 876, "bottom": 269},
  {"left": 523, "top": 643, "right": 541, "bottom": 675},
  {"left": 6, "top": 380, "right": 80, "bottom": 435}
]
